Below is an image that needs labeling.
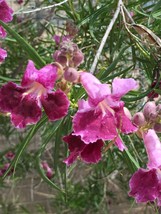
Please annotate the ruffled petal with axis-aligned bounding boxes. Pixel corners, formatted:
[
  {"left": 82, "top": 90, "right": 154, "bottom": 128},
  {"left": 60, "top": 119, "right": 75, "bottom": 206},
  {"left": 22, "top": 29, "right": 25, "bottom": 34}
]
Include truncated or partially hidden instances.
[
  {"left": 63, "top": 134, "right": 86, "bottom": 165},
  {"left": 0, "top": 82, "right": 25, "bottom": 113},
  {"left": 81, "top": 140, "right": 104, "bottom": 163},
  {"left": 112, "top": 78, "right": 138, "bottom": 99},
  {"left": 129, "top": 168, "right": 159, "bottom": 203},
  {"left": 80, "top": 72, "right": 111, "bottom": 105},
  {"left": 73, "top": 109, "right": 117, "bottom": 143},
  {"left": 0, "top": 48, "right": 7, "bottom": 62},
  {"left": 0, "top": 25, "right": 7, "bottom": 38},
  {"left": 41, "top": 90, "right": 69, "bottom": 121},
  {"left": 21, "top": 60, "right": 57, "bottom": 90},
  {"left": 143, "top": 129, "right": 161, "bottom": 169},
  {"left": 115, "top": 108, "right": 137, "bottom": 134},
  {"left": 0, "top": 0, "right": 13, "bottom": 22},
  {"left": 11, "top": 95, "right": 42, "bottom": 128}
]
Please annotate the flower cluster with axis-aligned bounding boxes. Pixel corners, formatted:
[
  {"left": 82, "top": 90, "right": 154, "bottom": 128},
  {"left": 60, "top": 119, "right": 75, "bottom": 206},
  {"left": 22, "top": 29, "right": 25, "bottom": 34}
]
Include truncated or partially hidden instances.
[
  {"left": 0, "top": 60, "right": 70, "bottom": 128},
  {"left": 63, "top": 73, "right": 137, "bottom": 165},
  {"left": 129, "top": 101, "right": 161, "bottom": 206},
  {"left": 51, "top": 31, "right": 138, "bottom": 166}
]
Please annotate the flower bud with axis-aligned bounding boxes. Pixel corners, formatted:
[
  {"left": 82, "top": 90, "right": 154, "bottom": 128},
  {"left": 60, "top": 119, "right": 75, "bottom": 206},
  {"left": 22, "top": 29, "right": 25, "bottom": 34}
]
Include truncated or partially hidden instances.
[
  {"left": 154, "top": 123, "right": 161, "bottom": 133},
  {"left": 53, "top": 50, "right": 67, "bottom": 66},
  {"left": 72, "top": 50, "right": 84, "bottom": 67},
  {"left": 64, "top": 67, "right": 79, "bottom": 82},
  {"left": 66, "top": 21, "right": 78, "bottom": 37},
  {"left": 133, "top": 112, "right": 145, "bottom": 126},
  {"left": 143, "top": 101, "right": 157, "bottom": 121}
]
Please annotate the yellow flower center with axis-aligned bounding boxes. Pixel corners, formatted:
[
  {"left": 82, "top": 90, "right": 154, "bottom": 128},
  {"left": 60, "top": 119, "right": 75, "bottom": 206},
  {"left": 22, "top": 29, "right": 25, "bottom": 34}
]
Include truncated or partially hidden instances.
[{"left": 23, "top": 82, "right": 47, "bottom": 98}]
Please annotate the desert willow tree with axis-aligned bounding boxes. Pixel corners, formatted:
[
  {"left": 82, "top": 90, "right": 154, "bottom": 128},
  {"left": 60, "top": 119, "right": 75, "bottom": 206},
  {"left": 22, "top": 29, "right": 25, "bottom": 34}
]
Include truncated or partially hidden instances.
[{"left": 0, "top": 0, "right": 161, "bottom": 212}]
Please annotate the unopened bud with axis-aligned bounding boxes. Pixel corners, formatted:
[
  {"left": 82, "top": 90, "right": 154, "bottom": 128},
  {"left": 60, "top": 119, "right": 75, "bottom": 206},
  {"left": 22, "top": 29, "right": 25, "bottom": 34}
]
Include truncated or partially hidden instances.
[
  {"left": 64, "top": 67, "right": 79, "bottom": 82},
  {"left": 66, "top": 21, "right": 78, "bottom": 37},
  {"left": 154, "top": 123, "right": 161, "bottom": 133},
  {"left": 143, "top": 101, "right": 157, "bottom": 121},
  {"left": 72, "top": 50, "right": 84, "bottom": 67},
  {"left": 133, "top": 112, "right": 145, "bottom": 126},
  {"left": 53, "top": 50, "right": 67, "bottom": 66}
]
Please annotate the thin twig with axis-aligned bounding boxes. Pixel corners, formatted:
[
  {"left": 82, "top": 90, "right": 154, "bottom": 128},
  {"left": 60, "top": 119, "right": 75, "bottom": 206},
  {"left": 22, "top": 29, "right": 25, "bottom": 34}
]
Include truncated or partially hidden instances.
[
  {"left": 90, "top": 0, "right": 123, "bottom": 74},
  {"left": 14, "top": 0, "right": 68, "bottom": 15}
]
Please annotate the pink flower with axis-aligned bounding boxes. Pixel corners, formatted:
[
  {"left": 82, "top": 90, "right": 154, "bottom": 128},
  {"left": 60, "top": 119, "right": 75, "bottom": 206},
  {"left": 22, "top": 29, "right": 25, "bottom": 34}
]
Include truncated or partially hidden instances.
[
  {"left": 0, "top": 60, "right": 70, "bottom": 128},
  {"left": 0, "top": 25, "right": 6, "bottom": 38},
  {"left": 73, "top": 72, "right": 137, "bottom": 150},
  {"left": 0, "top": 48, "right": 7, "bottom": 62},
  {"left": 129, "top": 129, "right": 161, "bottom": 206},
  {"left": 41, "top": 161, "right": 53, "bottom": 179},
  {"left": 63, "top": 133, "right": 104, "bottom": 165},
  {"left": 5, "top": 151, "right": 15, "bottom": 160},
  {"left": 0, "top": 0, "right": 13, "bottom": 38}
]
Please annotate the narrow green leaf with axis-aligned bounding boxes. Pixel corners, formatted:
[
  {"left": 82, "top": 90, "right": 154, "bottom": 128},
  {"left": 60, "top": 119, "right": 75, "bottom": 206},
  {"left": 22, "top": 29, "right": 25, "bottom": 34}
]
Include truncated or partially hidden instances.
[
  {"left": 2, "top": 116, "right": 47, "bottom": 179},
  {"left": 0, "top": 21, "right": 46, "bottom": 68}
]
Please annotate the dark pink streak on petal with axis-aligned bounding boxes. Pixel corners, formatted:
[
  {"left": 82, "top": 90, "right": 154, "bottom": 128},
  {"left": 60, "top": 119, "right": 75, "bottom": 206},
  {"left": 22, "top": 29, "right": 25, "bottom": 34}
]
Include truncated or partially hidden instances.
[
  {"left": 129, "top": 168, "right": 159, "bottom": 203},
  {"left": 41, "top": 90, "right": 69, "bottom": 121},
  {"left": 11, "top": 95, "right": 42, "bottom": 128},
  {"left": 0, "top": 82, "right": 25, "bottom": 112},
  {"left": 73, "top": 109, "right": 117, "bottom": 144},
  {"left": 81, "top": 140, "right": 104, "bottom": 163},
  {"left": 21, "top": 60, "right": 57, "bottom": 90}
]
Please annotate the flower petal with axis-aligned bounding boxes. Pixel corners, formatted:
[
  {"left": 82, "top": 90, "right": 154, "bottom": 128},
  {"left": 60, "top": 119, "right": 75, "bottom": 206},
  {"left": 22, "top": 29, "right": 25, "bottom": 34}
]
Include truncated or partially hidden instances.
[
  {"left": 73, "top": 109, "right": 117, "bottom": 143},
  {"left": 63, "top": 134, "right": 86, "bottom": 165},
  {"left": 21, "top": 60, "right": 57, "bottom": 90},
  {"left": 129, "top": 168, "right": 159, "bottom": 203},
  {"left": 114, "top": 136, "right": 126, "bottom": 151},
  {"left": 81, "top": 140, "right": 104, "bottom": 163},
  {"left": 41, "top": 90, "right": 69, "bottom": 121},
  {"left": 0, "top": 25, "right": 7, "bottom": 38},
  {"left": 0, "top": 0, "right": 13, "bottom": 22},
  {"left": 112, "top": 78, "right": 138, "bottom": 99},
  {"left": 0, "top": 82, "right": 25, "bottom": 113},
  {"left": 0, "top": 48, "right": 7, "bottom": 62},
  {"left": 143, "top": 129, "right": 161, "bottom": 169},
  {"left": 11, "top": 95, "right": 42, "bottom": 128},
  {"left": 80, "top": 72, "right": 111, "bottom": 105},
  {"left": 115, "top": 108, "right": 137, "bottom": 134}
]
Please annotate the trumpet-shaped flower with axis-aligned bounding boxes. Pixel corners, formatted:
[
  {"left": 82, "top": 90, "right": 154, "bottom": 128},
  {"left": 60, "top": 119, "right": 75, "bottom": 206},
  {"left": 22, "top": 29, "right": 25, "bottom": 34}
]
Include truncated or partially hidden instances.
[
  {"left": 0, "top": 60, "right": 69, "bottom": 128},
  {"left": 73, "top": 72, "right": 137, "bottom": 150},
  {"left": 0, "top": 0, "right": 13, "bottom": 38},
  {"left": 63, "top": 133, "right": 104, "bottom": 165},
  {"left": 129, "top": 129, "right": 161, "bottom": 206}
]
